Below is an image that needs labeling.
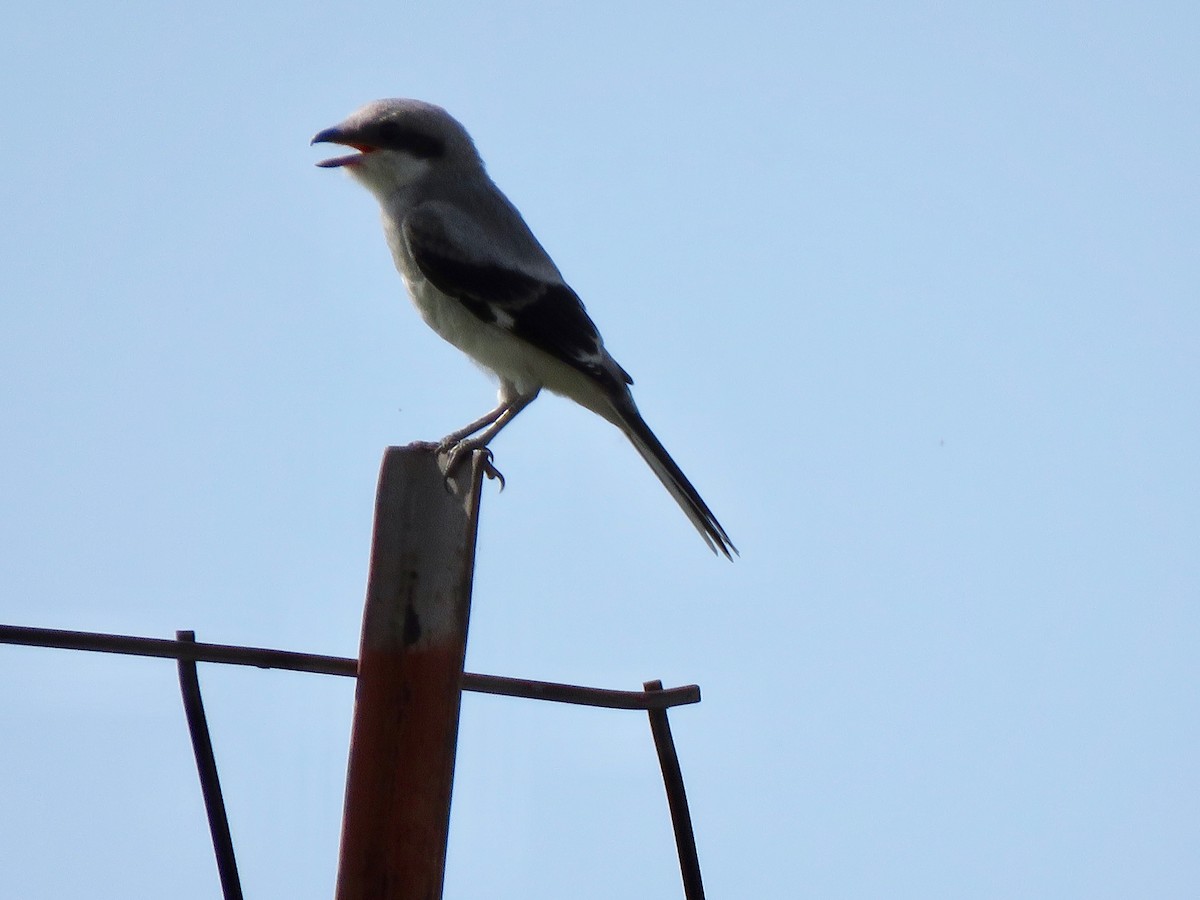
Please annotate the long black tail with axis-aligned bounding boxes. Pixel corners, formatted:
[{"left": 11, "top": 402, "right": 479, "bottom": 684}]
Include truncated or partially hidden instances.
[{"left": 612, "top": 403, "right": 736, "bottom": 559}]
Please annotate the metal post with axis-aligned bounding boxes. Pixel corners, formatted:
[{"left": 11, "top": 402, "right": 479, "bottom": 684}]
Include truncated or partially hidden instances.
[
  {"left": 334, "top": 444, "right": 487, "bottom": 900},
  {"left": 176, "top": 630, "right": 244, "bottom": 900},
  {"left": 644, "top": 679, "right": 706, "bottom": 900}
]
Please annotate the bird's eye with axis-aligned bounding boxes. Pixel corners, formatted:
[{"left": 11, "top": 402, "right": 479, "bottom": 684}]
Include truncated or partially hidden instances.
[{"left": 374, "top": 122, "right": 445, "bottom": 159}]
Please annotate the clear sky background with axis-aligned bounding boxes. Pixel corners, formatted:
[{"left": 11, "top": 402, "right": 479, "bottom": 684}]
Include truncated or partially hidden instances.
[{"left": 2, "top": 3, "right": 1197, "bottom": 898}]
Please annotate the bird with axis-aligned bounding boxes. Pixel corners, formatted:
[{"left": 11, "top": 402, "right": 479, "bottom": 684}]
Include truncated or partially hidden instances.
[{"left": 312, "top": 99, "right": 735, "bottom": 558}]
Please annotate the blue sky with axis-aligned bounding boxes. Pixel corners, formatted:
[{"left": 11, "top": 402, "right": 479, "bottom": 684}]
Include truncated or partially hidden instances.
[{"left": 2, "top": 3, "right": 1197, "bottom": 897}]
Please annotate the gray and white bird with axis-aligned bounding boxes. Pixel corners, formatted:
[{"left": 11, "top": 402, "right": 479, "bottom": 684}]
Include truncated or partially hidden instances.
[{"left": 313, "top": 99, "right": 735, "bottom": 558}]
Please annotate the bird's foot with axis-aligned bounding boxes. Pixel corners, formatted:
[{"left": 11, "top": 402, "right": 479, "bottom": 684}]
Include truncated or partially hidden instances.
[
  {"left": 437, "top": 440, "right": 506, "bottom": 491},
  {"left": 436, "top": 434, "right": 478, "bottom": 474}
]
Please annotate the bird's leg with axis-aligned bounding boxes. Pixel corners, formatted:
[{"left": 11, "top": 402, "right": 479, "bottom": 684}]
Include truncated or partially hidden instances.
[
  {"left": 438, "top": 390, "right": 537, "bottom": 478},
  {"left": 436, "top": 401, "right": 511, "bottom": 451}
]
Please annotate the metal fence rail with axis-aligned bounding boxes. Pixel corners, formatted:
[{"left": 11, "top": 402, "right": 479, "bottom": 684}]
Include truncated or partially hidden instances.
[
  {"left": 1, "top": 621, "right": 707, "bottom": 900},
  {"left": 0, "top": 623, "right": 700, "bottom": 710}
]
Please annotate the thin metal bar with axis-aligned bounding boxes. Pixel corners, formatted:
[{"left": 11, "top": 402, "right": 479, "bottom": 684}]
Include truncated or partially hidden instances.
[
  {"left": 644, "top": 679, "right": 706, "bottom": 900},
  {"left": 461, "top": 672, "right": 698, "bottom": 710},
  {"left": 176, "top": 630, "right": 244, "bottom": 900},
  {"left": 0, "top": 623, "right": 355, "bottom": 675},
  {"left": 0, "top": 623, "right": 700, "bottom": 711}
]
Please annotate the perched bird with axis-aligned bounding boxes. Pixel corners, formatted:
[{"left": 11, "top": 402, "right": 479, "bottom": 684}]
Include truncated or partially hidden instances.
[{"left": 313, "top": 99, "right": 735, "bottom": 558}]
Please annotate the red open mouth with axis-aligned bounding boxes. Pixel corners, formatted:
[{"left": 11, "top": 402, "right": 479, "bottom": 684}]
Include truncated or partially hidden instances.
[{"left": 315, "top": 143, "right": 378, "bottom": 169}]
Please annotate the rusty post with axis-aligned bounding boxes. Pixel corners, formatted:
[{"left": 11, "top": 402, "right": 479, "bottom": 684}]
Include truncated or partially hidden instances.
[{"left": 334, "top": 444, "right": 487, "bottom": 900}]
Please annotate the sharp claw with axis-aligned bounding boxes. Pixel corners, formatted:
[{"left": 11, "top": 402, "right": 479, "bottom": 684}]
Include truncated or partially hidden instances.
[
  {"left": 482, "top": 457, "right": 506, "bottom": 491},
  {"left": 437, "top": 441, "right": 467, "bottom": 491}
]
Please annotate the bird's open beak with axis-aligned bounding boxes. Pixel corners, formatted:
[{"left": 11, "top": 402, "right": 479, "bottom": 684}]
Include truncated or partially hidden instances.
[{"left": 311, "top": 126, "right": 377, "bottom": 168}]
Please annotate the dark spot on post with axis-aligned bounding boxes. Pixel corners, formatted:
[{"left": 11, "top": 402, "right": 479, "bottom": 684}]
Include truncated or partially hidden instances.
[{"left": 403, "top": 605, "right": 422, "bottom": 645}]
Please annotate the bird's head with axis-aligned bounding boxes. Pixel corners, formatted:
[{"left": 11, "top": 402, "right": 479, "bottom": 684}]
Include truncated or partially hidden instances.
[{"left": 312, "top": 98, "right": 480, "bottom": 198}]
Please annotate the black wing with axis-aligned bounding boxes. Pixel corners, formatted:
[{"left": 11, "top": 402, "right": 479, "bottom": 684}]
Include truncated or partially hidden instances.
[{"left": 403, "top": 203, "right": 631, "bottom": 390}]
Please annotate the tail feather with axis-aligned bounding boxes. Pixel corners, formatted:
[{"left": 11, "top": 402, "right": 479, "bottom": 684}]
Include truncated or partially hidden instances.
[{"left": 614, "top": 404, "right": 737, "bottom": 559}]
